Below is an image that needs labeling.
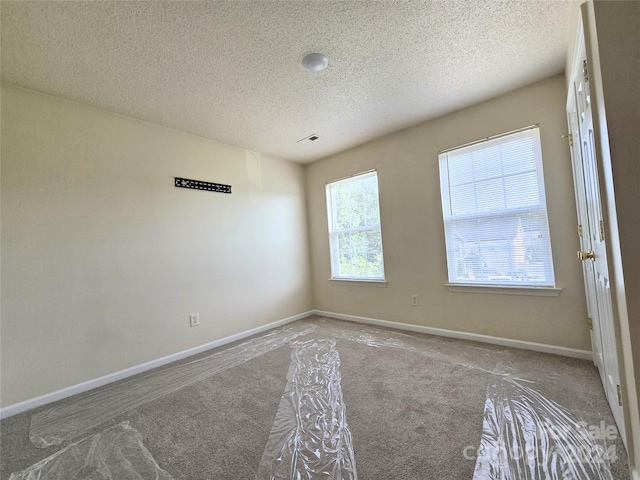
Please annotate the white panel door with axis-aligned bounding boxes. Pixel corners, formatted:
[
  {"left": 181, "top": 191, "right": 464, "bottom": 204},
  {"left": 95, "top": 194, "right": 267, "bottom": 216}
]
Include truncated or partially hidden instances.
[
  {"left": 567, "top": 37, "right": 626, "bottom": 444},
  {"left": 567, "top": 93, "right": 605, "bottom": 383}
]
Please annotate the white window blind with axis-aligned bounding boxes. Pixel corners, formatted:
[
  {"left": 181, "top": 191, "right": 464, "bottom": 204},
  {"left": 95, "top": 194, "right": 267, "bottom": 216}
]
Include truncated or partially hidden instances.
[
  {"left": 326, "top": 171, "right": 385, "bottom": 280},
  {"left": 438, "top": 126, "right": 555, "bottom": 286}
]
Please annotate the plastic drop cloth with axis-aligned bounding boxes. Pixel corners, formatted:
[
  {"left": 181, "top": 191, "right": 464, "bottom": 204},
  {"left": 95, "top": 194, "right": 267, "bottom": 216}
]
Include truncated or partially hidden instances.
[
  {"left": 29, "top": 323, "right": 316, "bottom": 448},
  {"left": 10, "top": 422, "right": 173, "bottom": 480},
  {"left": 312, "top": 318, "right": 514, "bottom": 374},
  {"left": 473, "top": 372, "right": 617, "bottom": 479},
  {"left": 256, "top": 339, "right": 357, "bottom": 480},
  {"left": 311, "top": 319, "right": 620, "bottom": 479},
  {"left": 23, "top": 317, "right": 623, "bottom": 479}
]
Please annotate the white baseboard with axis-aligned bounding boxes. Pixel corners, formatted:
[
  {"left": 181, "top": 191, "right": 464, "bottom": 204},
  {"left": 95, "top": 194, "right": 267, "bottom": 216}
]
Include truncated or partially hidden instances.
[
  {"left": 313, "top": 310, "right": 593, "bottom": 361},
  {"left": 1, "top": 308, "right": 592, "bottom": 419},
  {"left": 0, "top": 310, "right": 313, "bottom": 420},
  {"left": 632, "top": 468, "right": 640, "bottom": 480}
]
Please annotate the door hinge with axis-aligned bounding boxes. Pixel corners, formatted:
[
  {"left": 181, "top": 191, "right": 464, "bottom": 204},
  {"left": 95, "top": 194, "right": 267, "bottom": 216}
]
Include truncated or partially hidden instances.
[
  {"left": 588, "top": 317, "right": 593, "bottom": 330},
  {"left": 599, "top": 220, "right": 605, "bottom": 241},
  {"left": 617, "top": 384, "right": 623, "bottom": 406},
  {"left": 583, "top": 59, "right": 589, "bottom": 83},
  {"left": 578, "top": 224, "right": 583, "bottom": 237},
  {"left": 562, "top": 133, "right": 573, "bottom": 147}
]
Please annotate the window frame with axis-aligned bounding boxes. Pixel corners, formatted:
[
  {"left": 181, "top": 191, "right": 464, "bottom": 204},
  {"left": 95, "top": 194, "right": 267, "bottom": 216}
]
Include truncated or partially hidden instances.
[
  {"left": 325, "top": 170, "right": 386, "bottom": 282},
  {"left": 438, "top": 125, "right": 557, "bottom": 289}
]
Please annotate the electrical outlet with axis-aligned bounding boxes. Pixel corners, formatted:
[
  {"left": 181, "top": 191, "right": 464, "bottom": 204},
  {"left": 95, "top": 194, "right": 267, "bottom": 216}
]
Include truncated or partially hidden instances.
[
  {"left": 189, "top": 314, "right": 199, "bottom": 327},
  {"left": 410, "top": 295, "right": 419, "bottom": 306}
]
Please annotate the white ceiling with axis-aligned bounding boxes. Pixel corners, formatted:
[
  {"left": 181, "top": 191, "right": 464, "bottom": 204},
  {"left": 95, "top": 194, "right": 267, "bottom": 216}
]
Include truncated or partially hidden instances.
[{"left": 1, "top": 1, "right": 575, "bottom": 163}]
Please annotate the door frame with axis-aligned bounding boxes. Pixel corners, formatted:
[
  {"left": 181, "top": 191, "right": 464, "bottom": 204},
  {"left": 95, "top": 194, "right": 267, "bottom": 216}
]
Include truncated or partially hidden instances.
[
  {"left": 567, "top": 16, "right": 626, "bottom": 445},
  {"left": 570, "top": 3, "right": 640, "bottom": 475}
]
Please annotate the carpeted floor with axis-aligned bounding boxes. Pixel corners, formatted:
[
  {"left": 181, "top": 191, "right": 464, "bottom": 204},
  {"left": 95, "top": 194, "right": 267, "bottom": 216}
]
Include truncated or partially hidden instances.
[{"left": 0, "top": 316, "right": 630, "bottom": 479}]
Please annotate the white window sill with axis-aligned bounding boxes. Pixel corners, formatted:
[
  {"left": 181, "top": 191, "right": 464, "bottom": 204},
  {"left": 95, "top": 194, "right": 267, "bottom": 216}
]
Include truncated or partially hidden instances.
[
  {"left": 329, "top": 278, "right": 388, "bottom": 287},
  {"left": 445, "top": 283, "right": 561, "bottom": 296}
]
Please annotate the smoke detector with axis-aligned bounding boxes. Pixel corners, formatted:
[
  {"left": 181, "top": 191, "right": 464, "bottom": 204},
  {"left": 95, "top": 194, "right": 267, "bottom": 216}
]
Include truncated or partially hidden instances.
[{"left": 302, "top": 53, "right": 328, "bottom": 72}]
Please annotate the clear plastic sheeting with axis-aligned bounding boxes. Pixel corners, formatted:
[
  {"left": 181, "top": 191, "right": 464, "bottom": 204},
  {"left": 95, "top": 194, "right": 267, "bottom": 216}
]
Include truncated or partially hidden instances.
[
  {"left": 10, "top": 422, "right": 173, "bottom": 480},
  {"left": 311, "top": 318, "right": 514, "bottom": 375},
  {"left": 308, "top": 319, "right": 619, "bottom": 479},
  {"left": 29, "top": 323, "right": 316, "bottom": 448},
  {"left": 22, "top": 316, "right": 623, "bottom": 479},
  {"left": 256, "top": 339, "right": 357, "bottom": 480},
  {"left": 473, "top": 374, "right": 616, "bottom": 479}
]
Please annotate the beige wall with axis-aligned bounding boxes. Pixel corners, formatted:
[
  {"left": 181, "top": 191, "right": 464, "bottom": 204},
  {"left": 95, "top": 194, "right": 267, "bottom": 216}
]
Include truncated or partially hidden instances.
[
  {"left": 587, "top": 0, "right": 640, "bottom": 472},
  {"left": 0, "top": 74, "right": 602, "bottom": 407},
  {"left": 0, "top": 84, "right": 312, "bottom": 407},
  {"left": 306, "top": 74, "right": 590, "bottom": 350}
]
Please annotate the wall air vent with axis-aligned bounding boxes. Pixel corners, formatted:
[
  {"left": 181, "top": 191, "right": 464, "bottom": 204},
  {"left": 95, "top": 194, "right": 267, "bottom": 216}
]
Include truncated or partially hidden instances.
[{"left": 297, "top": 134, "right": 320, "bottom": 145}]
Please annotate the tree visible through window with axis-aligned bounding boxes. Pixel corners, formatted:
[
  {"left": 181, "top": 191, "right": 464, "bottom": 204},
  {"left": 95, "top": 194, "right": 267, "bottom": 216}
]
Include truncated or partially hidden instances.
[
  {"left": 326, "top": 171, "right": 385, "bottom": 280},
  {"left": 438, "top": 126, "right": 556, "bottom": 286}
]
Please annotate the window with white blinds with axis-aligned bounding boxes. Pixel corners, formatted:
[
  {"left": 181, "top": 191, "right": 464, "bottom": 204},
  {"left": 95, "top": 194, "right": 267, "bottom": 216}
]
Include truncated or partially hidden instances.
[
  {"left": 326, "top": 171, "right": 385, "bottom": 281},
  {"left": 438, "top": 126, "right": 555, "bottom": 287}
]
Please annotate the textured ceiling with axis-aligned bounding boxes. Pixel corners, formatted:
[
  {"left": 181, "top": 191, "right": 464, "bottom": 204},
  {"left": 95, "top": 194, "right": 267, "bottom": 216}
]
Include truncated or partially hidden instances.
[{"left": 1, "top": 1, "right": 575, "bottom": 163}]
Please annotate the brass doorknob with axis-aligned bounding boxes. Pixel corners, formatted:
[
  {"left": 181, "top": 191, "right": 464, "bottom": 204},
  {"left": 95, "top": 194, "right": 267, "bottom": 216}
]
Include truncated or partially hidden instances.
[{"left": 577, "top": 250, "right": 595, "bottom": 261}]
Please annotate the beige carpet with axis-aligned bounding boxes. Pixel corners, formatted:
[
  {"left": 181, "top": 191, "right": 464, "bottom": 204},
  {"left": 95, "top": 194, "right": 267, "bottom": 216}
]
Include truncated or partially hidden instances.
[{"left": 0, "top": 316, "right": 630, "bottom": 479}]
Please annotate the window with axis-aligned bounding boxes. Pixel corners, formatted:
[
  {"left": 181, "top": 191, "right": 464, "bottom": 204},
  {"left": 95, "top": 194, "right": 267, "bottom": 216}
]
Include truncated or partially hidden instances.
[
  {"left": 438, "top": 126, "right": 555, "bottom": 287},
  {"left": 326, "top": 171, "right": 385, "bottom": 281}
]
